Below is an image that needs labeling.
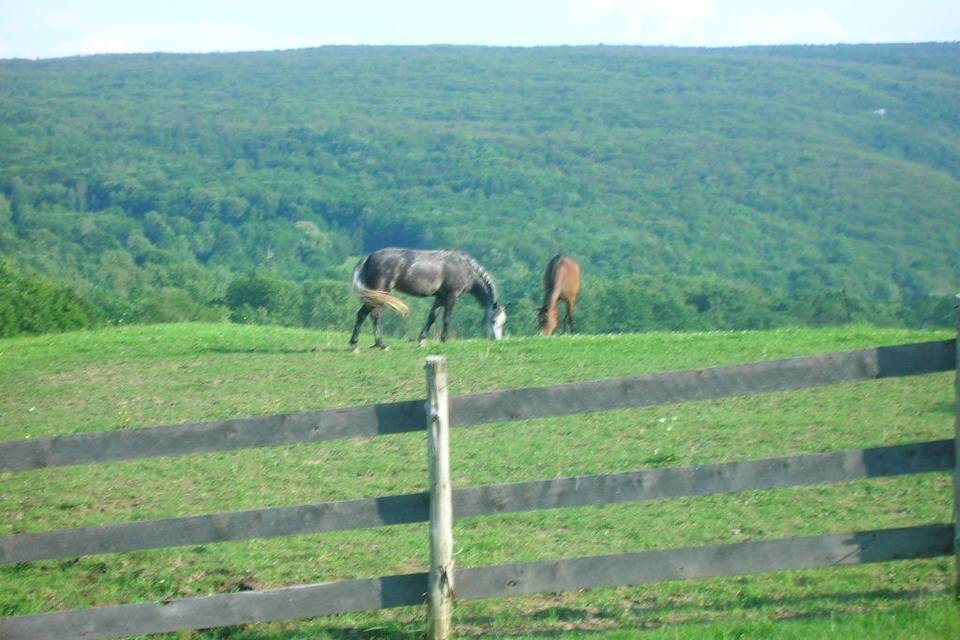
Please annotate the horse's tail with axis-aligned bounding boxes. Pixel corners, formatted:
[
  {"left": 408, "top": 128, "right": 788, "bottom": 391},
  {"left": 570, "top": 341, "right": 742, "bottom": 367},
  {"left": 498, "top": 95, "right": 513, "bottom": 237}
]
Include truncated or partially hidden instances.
[{"left": 352, "top": 257, "right": 410, "bottom": 315}]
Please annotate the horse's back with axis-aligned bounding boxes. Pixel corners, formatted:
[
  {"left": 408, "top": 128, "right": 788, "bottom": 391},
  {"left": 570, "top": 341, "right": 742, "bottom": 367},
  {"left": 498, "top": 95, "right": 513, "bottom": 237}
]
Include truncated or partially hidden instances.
[
  {"left": 546, "top": 255, "right": 581, "bottom": 298},
  {"left": 362, "top": 247, "right": 476, "bottom": 297},
  {"left": 361, "top": 248, "right": 414, "bottom": 289}
]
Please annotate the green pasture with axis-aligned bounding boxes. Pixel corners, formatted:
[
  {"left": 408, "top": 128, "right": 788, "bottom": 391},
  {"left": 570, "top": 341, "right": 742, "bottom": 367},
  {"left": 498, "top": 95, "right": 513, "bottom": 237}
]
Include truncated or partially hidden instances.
[{"left": 0, "top": 323, "right": 957, "bottom": 638}]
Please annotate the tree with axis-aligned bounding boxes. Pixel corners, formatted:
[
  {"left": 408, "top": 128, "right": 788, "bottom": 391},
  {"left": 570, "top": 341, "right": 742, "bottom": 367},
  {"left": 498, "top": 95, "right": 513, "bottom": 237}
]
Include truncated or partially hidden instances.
[
  {"left": 0, "top": 259, "right": 92, "bottom": 337},
  {"left": 135, "top": 288, "right": 227, "bottom": 324},
  {"left": 225, "top": 270, "right": 303, "bottom": 326},
  {"left": 301, "top": 279, "right": 354, "bottom": 330}
]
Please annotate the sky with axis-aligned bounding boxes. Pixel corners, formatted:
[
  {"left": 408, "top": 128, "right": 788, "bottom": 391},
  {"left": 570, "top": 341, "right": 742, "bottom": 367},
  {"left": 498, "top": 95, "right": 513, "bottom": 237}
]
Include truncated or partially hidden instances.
[{"left": 1, "top": 0, "right": 958, "bottom": 60}]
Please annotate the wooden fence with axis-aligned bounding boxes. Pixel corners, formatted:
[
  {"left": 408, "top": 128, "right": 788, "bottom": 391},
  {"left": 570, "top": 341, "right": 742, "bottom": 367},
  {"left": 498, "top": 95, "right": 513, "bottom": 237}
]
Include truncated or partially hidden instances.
[{"left": 0, "top": 335, "right": 957, "bottom": 639}]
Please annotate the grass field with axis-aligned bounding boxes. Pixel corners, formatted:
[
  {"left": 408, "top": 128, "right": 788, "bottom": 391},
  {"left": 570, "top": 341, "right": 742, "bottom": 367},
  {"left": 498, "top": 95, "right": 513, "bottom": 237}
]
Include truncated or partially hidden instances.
[{"left": 1, "top": 322, "right": 958, "bottom": 638}]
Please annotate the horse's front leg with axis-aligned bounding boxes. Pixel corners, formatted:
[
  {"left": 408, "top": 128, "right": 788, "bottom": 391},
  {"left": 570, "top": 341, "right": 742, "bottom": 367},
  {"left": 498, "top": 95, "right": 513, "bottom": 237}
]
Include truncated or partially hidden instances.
[
  {"left": 349, "top": 306, "right": 372, "bottom": 352},
  {"left": 418, "top": 298, "right": 443, "bottom": 347},
  {"left": 440, "top": 299, "right": 457, "bottom": 342},
  {"left": 542, "top": 306, "right": 558, "bottom": 336}
]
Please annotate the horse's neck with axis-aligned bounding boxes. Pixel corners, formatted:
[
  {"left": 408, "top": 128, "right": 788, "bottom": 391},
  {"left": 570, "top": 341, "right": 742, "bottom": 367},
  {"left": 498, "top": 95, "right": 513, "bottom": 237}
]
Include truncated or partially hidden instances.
[
  {"left": 470, "top": 277, "right": 497, "bottom": 308},
  {"left": 542, "top": 280, "right": 557, "bottom": 309},
  {"left": 542, "top": 271, "right": 562, "bottom": 309}
]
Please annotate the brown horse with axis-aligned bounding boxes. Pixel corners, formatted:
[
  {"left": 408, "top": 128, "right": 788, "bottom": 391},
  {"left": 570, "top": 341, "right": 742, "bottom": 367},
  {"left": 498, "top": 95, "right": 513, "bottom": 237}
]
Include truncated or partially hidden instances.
[{"left": 538, "top": 254, "right": 581, "bottom": 336}]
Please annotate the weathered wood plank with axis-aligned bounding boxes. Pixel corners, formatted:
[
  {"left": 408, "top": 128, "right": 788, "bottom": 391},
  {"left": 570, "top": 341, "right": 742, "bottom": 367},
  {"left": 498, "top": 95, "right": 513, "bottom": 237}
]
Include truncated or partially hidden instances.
[
  {"left": 0, "top": 573, "right": 428, "bottom": 640},
  {"left": 453, "top": 439, "right": 954, "bottom": 518},
  {"left": 0, "top": 340, "right": 952, "bottom": 473},
  {"left": 0, "top": 492, "right": 430, "bottom": 565},
  {"left": 2, "top": 439, "right": 950, "bottom": 565},
  {"left": 450, "top": 340, "right": 956, "bottom": 427},
  {"left": 455, "top": 523, "right": 954, "bottom": 601},
  {"left": 1, "top": 524, "right": 950, "bottom": 640},
  {"left": 0, "top": 399, "right": 426, "bottom": 473}
]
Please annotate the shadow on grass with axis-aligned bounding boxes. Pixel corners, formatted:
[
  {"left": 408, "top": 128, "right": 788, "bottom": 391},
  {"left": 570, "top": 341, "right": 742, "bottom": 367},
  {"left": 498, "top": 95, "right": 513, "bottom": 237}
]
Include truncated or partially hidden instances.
[
  {"left": 188, "top": 587, "right": 949, "bottom": 639},
  {"left": 934, "top": 400, "right": 956, "bottom": 415},
  {"left": 192, "top": 620, "right": 423, "bottom": 639},
  {"left": 205, "top": 340, "right": 430, "bottom": 355},
  {"left": 625, "top": 586, "right": 946, "bottom": 620},
  {"left": 205, "top": 346, "right": 345, "bottom": 355},
  {"left": 456, "top": 587, "right": 950, "bottom": 639}
]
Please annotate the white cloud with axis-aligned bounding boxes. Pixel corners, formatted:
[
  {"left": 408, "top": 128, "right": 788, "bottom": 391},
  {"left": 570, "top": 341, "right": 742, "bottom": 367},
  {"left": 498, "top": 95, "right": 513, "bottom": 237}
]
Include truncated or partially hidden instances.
[
  {"left": 569, "top": 0, "right": 716, "bottom": 22},
  {"left": 47, "top": 20, "right": 348, "bottom": 57},
  {"left": 729, "top": 9, "right": 848, "bottom": 46},
  {"left": 62, "top": 34, "right": 139, "bottom": 56},
  {"left": 563, "top": 2, "right": 853, "bottom": 47},
  {"left": 564, "top": 0, "right": 718, "bottom": 44}
]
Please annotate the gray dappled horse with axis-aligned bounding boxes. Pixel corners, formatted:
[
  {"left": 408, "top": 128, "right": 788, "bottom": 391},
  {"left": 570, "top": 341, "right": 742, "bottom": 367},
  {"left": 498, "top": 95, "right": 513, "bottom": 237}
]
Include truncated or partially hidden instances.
[{"left": 350, "top": 248, "right": 507, "bottom": 351}]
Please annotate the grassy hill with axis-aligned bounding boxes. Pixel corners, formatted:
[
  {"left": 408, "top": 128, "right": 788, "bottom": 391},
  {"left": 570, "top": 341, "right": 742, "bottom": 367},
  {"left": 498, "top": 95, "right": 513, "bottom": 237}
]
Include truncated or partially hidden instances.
[
  {"left": 1, "top": 323, "right": 956, "bottom": 637},
  {"left": 1, "top": 43, "right": 959, "bottom": 335}
]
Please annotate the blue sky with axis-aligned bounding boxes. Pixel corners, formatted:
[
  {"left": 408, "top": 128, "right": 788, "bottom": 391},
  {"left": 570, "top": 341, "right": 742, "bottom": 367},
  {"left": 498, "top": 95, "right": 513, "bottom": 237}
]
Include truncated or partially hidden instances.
[{"left": 1, "top": 0, "right": 957, "bottom": 60}]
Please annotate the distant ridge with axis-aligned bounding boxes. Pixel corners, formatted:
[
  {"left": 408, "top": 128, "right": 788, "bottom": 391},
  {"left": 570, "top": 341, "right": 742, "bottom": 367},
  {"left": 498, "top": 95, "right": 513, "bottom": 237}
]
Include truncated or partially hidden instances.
[{"left": 0, "top": 43, "right": 957, "bottom": 331}]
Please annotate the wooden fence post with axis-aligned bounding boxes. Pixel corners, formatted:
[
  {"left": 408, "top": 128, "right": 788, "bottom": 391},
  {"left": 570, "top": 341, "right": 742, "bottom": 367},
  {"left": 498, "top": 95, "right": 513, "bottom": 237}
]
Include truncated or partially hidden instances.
[
  {"left": 954, "top": 294, "right": 960, "bottom": 592},
  {"left": 425, "top": 356, "right": 454, "bottom": 640}
]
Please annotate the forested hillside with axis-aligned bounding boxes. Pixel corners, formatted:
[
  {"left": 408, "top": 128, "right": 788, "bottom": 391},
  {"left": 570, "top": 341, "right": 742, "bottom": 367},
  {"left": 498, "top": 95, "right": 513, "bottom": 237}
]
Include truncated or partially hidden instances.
[{"left": 1, "top": 43, "right": 958, "bottom": 336}]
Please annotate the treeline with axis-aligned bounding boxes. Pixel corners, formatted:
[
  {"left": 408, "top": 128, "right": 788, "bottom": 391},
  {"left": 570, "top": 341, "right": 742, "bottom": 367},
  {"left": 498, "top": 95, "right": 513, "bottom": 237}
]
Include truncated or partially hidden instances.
[{"left": 2, "top": 260, "right": 951, "bottom": 340}]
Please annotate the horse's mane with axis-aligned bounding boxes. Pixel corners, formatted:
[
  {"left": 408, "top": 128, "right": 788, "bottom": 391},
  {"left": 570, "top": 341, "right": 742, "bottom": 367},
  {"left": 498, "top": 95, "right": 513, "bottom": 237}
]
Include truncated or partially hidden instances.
[{"left": 448, "top": 249, "right": 499, "bottom": 304}]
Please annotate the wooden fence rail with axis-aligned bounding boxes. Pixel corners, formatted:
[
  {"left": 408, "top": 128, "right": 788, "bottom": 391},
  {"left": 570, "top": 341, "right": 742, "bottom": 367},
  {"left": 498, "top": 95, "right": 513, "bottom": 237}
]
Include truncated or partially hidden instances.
[
  {"left": 1, "top": 340, "right": 953, "bottom": 473},
  {"left": 2, "top": 524, "right": 952, "bottom": 640},
  {"left": 1, "top": 439, "right": 952, "bottom": 565},
  {"left": 1, "top": 336, "right": 956, "bottom": 639}
]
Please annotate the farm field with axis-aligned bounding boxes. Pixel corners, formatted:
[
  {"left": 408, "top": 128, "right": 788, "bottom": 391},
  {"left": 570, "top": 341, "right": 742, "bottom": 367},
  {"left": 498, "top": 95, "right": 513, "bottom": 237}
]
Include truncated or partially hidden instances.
[{"left": 1, "top": 322, "right": 957, "bottom": 638}]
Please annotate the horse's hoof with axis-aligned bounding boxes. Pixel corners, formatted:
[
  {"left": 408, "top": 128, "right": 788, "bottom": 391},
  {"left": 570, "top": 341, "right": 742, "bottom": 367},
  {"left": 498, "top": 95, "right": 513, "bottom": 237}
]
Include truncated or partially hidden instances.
[
  {"left": 351, "top": 345, "right": 360, "bottom": 354},
  {"left": 418, "top": 339, "right": 427, "bottom": 348},
  {"left": 376, "top": 344, "right": 390, "bottom": 351}
]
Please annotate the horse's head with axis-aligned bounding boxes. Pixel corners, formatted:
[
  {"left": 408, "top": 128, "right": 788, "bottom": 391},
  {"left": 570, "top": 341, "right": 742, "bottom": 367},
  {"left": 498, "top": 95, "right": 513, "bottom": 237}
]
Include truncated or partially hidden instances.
[
  {"left": 538, "top": 305, "right": 558, "bottom": 336},
  {"left": 536, "top": 306, "right": 549, "bottom": 333},
  {"left": 484, "top": 303, "right": 507, "bottom": 340}
]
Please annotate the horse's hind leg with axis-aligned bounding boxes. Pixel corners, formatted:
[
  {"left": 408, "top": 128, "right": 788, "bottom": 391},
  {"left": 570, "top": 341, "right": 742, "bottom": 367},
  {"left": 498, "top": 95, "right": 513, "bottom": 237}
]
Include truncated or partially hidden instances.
[
  {"left": 371, "top": 307, "right": 388, "bottom": 349},
  {"left": 565, "top": 296, "right": 577, "bottom": 333},
  {"left": 418, "top": 298, "right": 443, "bottom": 347},
  {"left": 349, "top": 306, "right": 372, "bottom": 352}
]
